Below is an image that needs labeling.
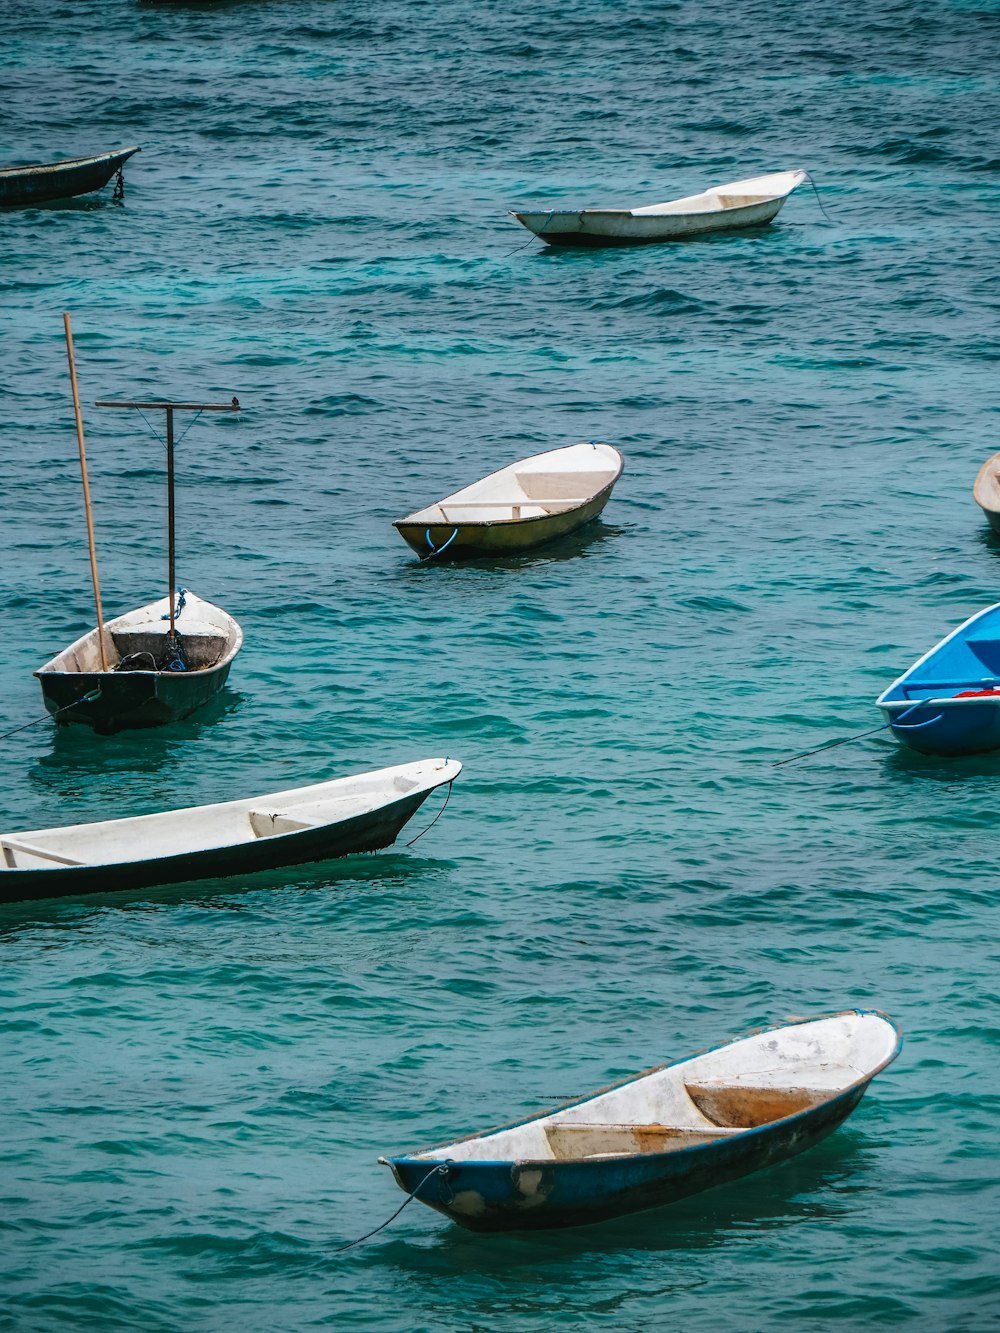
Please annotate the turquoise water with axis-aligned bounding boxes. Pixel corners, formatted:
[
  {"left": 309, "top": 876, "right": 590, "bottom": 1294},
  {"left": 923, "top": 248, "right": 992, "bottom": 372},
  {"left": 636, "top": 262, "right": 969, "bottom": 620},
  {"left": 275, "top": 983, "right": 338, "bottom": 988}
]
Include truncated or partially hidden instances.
[{"left": 2, "top": 0, "right": 1000, "bottom": 1327}]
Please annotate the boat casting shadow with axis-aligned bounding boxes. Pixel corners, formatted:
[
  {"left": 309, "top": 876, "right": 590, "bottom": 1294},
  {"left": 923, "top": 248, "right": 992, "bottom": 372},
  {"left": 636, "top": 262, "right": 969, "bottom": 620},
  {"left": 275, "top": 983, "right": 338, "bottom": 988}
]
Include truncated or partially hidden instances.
[
  {"left": 406, "top": 521, "right": 626, "bottom": 573},
  {"left": 880, "top": 745, "right": 1000, "bottom": 782},
  {"left": 526, "top": 222, "right": 783, "bottom": 258},
  {"left": 30, "top": 686, "right": 247, "bottom": 782},
  {"left": 0, "top": 848, "right": 449, "bottom": 933},
  {"left": 385, "top": 1131, "right": 873, "bottom": 1267}
]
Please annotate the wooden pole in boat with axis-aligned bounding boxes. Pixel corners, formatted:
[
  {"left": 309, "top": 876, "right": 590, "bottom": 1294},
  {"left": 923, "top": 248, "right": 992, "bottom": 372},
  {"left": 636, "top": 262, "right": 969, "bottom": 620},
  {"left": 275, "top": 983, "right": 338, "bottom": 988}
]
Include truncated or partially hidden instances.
[
  {"left": 94, "top": 397, "right": 242, "bottom": 640},
  {"left": 63, "top": 313, "right": 109, "bottom": 673}
]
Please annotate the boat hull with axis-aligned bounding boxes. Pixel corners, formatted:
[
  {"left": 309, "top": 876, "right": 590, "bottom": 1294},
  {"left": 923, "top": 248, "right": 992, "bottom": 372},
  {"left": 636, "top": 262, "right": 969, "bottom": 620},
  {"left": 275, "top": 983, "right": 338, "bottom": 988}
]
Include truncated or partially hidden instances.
[
  {"left": 514, "top": 196, "right": 786, "bottom": 248},
  {"left": 36, "top": 659, "right": 235, "bottom": 734},
  {"left": 0, "top": 788, "right": 430, "bottom": 904},
  {"left": 0, "top": 147, "right": 140, "bottom": 207},
  {"left": 388, "top": 1083, "right": 869, "bottom": 1232},
  {"left": 394, "top": 488, "right": 614, "bottom": 560},
  {"left": 879, "top": 699, "right": 1000, "bottom": 756}
]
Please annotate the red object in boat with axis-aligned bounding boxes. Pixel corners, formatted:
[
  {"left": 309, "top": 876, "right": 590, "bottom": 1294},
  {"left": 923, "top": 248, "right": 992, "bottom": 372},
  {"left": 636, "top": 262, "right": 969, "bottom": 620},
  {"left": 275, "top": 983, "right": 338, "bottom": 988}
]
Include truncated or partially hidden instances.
[{"left": 953, "top": 689, "right": 1000, "bottom": 698}]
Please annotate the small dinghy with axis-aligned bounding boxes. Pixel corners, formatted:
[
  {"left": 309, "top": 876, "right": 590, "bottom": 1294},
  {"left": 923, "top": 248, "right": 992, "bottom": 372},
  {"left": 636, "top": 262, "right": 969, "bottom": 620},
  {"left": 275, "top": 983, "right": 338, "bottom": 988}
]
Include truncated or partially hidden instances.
[
  {"left": 511, "top": 169, "right": 805, "bottom": 248},
  {"left": 0, "top": 757, "right": 461, "bottom": 903},
  {"left": 34, "top": 591, "right": 243, "bottom": 734},
  {"left": 876, "top": 604, "right": 1000, "bottom": 755},
  {"left": 381, "top": 1010, "right": 900, "bottom": 1232},
  {"left": 393, "top": 441, "right": 623, "bottom": 559},
  {"left": 0, "top": 147, "right": 140, "bottom": 208},
  {"left": 973, "top": 452, "right": 1000, "bottom": 535}
]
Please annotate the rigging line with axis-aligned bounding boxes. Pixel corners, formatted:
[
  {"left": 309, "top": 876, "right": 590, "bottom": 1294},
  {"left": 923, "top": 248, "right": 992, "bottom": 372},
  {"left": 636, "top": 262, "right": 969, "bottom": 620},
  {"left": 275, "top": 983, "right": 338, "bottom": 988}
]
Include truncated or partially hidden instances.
[
  {"left": 333, "top": 1163, "right": 448, "bottom": 1253},
  {"left": 405, "top": 780, "right": 453, "bottom": 847},
  {"left": 771, "top": 697, "right": 937, "bottom": 767},
  {"left": 803, "top": 171, "right": 835, "bottom": 226},
  {"left": 0, "top": 688, "right": 103, "bottom": 742}
]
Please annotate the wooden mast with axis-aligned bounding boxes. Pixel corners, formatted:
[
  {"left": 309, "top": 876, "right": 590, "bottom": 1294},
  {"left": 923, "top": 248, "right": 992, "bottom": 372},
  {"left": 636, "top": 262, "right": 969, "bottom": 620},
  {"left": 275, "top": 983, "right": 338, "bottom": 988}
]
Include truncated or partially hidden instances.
[
  {"left": 63, "top": 313, "right": 109, "bottom": 672},
  {"left": 94, "top": 397, "right": 241, "bottom": 648}
]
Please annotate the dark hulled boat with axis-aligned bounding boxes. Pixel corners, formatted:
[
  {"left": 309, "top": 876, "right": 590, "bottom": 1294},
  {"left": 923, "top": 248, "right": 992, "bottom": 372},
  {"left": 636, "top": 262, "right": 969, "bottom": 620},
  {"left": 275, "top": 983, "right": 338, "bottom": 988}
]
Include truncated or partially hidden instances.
[{"left": 0, "top": 147, "right": 140, "bottom": 207}]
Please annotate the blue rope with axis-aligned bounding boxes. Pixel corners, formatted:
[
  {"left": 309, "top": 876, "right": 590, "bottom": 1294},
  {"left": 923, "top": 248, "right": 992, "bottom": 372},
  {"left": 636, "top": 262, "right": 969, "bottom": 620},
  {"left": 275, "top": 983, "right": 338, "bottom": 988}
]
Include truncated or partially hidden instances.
[
  {"left": 161, "top": 587, "right": 187, "bottom": 621},
  {"left": 423, "top": 528, "right": 459, "bottom": 561}
]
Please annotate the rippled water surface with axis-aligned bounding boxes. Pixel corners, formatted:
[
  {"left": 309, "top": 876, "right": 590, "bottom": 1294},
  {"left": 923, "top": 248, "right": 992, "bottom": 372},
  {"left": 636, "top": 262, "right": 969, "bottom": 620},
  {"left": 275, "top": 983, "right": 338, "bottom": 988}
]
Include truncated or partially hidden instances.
[{"left": 2, "top": 0, "right": 999, "bottom": 1328}]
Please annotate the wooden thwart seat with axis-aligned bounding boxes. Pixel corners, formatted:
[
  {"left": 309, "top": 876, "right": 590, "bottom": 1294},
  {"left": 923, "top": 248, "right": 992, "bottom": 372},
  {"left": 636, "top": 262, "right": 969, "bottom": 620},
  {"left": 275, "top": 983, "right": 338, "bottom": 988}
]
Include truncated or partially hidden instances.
[
  {"left": 685, "top": 1081, "right": 826, "bottom": 1128},
  {"left": 1, "top": 838, "right": 83, "bottom": 867},
  {"left": 247, "top": 810, "right": 321, "bottom": 839},
  {"left": 545, "top": 1122, "right": 743, "bottom": 1160}
]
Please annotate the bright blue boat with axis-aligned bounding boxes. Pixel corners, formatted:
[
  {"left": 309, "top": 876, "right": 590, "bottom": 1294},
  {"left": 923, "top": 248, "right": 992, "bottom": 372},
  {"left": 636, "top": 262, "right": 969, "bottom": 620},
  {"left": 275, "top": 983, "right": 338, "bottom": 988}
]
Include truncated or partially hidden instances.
[
  {"left": 877, "top": 603, "right": 1000, "bottom": 755},
  {"left": 380, "top": 1011, "right": 900, "bottom": 1233}
]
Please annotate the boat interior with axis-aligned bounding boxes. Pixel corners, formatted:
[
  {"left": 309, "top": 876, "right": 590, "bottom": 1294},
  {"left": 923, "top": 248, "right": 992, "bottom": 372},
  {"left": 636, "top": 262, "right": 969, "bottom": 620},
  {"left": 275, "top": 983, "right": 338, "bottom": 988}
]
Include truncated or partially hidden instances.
[
  {"left": 35, "top": 596, "right": 237, "bottom": 677},
  {"left": 630, "top": 171, "right": 803, "bottom": 218},
  {"left": 403, "top": 443, "right": 621, "bottom": 526},
  {"left": 881, "top": 606, "right": 1000, "bottom": 702},
  {"left": 0, "top": 761, "right": 457, "bottom": 871},
  {"left": 414, "top": 1013, "right": 898, "bottom": 1163}
]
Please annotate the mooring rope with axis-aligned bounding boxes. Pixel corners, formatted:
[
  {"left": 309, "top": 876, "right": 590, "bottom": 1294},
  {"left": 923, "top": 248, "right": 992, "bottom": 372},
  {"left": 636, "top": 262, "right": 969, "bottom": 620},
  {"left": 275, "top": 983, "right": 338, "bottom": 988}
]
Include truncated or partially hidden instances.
[
  {"left": 404, "top": 780, "right": 453, "bottom": 847},
  {"left": 803, "top": 171, "right": 835, "bottom": 225},
  {"left": 0, "top": 688, "right": 103, "bottom": 742},
  {"left": 771, "top": 698, "right": 940, "bottom": 767},
  {"left": 422, "top": 527, "right": 459, "bottom": 561},
  {"left": 504, "top": 207, "right": 555, "bottom": 258},
  {"left": 333, "top": 1162, "right": 449, "bottom": 1253}
]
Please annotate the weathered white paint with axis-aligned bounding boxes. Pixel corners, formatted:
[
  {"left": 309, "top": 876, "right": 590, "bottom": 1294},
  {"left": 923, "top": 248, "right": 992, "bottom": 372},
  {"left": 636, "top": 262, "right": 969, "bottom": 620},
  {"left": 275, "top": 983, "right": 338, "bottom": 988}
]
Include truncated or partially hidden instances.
[
  {"left": 396, "top": 441, "right": 623, "bottom": 527},
  {"left": 0, "top": 758, "right": 462, "bottom": 871},
  {"left": 512, "top": 169, "right": 806, "bottom": 242},
  {"left": 34, "top": 590, "right": 243, "bottom": 675},
  {"left": 411, "top": 1012, "right": 899, "bottom": 1163}
]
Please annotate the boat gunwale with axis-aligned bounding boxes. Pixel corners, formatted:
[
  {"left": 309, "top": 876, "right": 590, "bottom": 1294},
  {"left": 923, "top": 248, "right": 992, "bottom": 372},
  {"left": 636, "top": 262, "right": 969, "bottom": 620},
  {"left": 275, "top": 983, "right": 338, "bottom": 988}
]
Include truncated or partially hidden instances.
[
  {"left": 875, "top": 601, "right": 1000, "bottom": 706},
  {"left": 0, "top": 758, "right": 462, "bottom": 874},
  {"left": 0, "top": 147, "right": 140, "bottom": 181},
  {"left": 386, "top": 1009, "right": 902, "bottom": 1168},
  {"left": 509, "top": 170, "right": 805, "bottom": 228},
  {"left": 33, "top": 592, "right": 245, "bottom": 679},
  {"left": 393, "top": 443, "right": 624, "bottom": 532}
]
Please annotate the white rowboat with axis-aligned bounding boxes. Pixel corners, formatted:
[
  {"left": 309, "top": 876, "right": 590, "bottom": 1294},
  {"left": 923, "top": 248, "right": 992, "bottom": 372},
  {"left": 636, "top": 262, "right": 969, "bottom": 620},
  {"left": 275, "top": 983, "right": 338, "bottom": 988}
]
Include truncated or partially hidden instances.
[
  {"left": 382, "top": 1010, "right": 900, "bottom": 1231},
  {"left": 0, "top": 757, "right": 462, "bottom": 902},
  {"left": 511, "top": 169, "right": 806, "bottom": 247},
  {"left": 393, "top": 441, "right": 623, "bottom": 559}
]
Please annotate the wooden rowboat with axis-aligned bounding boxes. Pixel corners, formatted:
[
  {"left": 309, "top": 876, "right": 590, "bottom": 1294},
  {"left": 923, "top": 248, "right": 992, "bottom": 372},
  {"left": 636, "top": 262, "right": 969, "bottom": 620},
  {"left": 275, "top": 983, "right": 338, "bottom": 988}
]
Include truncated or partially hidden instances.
[
  {"left": 973, "top": 452, "right": 1000, "bottom": 534},
  {"left": 0, "top": 757, "right": 461, "bottom": 903},
  {"left": 0, "top": 147, "right": 140, "bottom": 208},
  {"left": 511, "top": 169, "right": 805, "bottom": 248},
  {"left": 876, "top": 603, "right": 1000, "bottom": 755},
  {"left": 381, "top": 1010, "right": 900, "bottom": 1232},
  {"left": 393, "top": 441, "right": 623, "bottom": 559},
  {"left": 34, "top": 590, "right": 243, "bottom": 734}
]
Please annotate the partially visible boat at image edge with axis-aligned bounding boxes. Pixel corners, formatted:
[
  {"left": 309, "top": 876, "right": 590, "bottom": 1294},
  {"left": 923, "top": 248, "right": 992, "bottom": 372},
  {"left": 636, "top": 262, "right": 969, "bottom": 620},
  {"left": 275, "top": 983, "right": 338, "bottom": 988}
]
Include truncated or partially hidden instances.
[
  {"left": 510, "top": 169, "right": 805, "bottom": 247},
  {"left": 381, "top": 1010, "right": 901, "bottom": 1232},
  {"left": 973, "top": 451, "right": 1000, "bottom": 535},
  {"left": 0, "top": 757, "right": 462, "bottom": 902},
  {"left": 876, "top": 603, "right": 1000, "bottom": 755},
  {"left": 0, "top": 147, "right": 140, "bottom": 207}
]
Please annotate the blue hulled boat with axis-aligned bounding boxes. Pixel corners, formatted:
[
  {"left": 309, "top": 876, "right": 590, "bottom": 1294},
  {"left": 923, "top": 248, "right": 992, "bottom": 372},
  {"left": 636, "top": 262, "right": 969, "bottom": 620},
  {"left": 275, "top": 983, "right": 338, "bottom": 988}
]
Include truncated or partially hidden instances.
[
  {"left": 380, "top": 1011, "right": 900, "bottom": 1233},
  {"left": 876, "top": 604, "right": 1000, "bottom": 755}
]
